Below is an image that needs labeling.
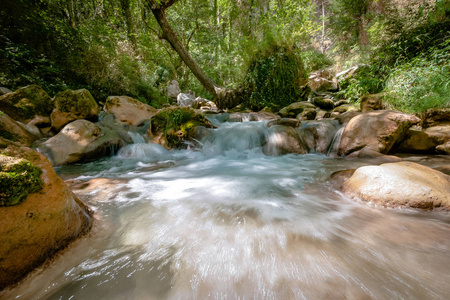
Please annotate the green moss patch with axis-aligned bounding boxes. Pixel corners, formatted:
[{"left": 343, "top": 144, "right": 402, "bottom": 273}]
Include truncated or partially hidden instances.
[
  {"left": 0, "top": 155, "right": 44, "bottom": 206},
  {"left": 54, "top": 89, "right": 97, "bottom": 113},
  {"left": 151, "top": 107, "right": 213, "bottom": 148}
]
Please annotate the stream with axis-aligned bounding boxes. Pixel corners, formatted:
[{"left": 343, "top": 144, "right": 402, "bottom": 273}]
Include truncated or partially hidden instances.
[{"left": 1, "top": 118, "right": 450, "bottom": 299}]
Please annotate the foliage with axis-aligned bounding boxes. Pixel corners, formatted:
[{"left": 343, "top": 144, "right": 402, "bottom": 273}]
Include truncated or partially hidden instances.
[
  {"left": 383, "top": 39, "right": 450, "bottom": 113},
  {"left": 0, "top": 155, "right": 44, "bottom": 206},
  {"left": 300, "top": 49, "right": 333, "bottom": 73},
  {"left": 242, "top": 41, "right": 307, "bottom": 110}
]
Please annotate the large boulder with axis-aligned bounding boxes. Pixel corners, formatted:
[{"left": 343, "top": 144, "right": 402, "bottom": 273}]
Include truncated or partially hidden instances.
[
  {"left": 308, "top": 75, "right": 338, "bottom": 92},
  {"left": 337, "top": 110, "right": 420, "bottom": 156},
  {"left": 0, "top": 85, "right": 53, "bottom": 123},
  {"left": 103, "top": 96, "right": 157, "bottom": 126},
  {"left": 342, "top": 161, "right": 450, "bottom": 210},
  {"left": 35, "top": 119, "right": 126, "bottom": 165},
  {"left": 395, "top": 125, "right": 450, "bottom": 153},
  {"left": 0, "top": 113, "right": 40, "bottom": 147},
  {"left": 278, "top": 102, "right": 316, "bottom": 118},
  {"left": 312, "top": 96, "right": 335, "bottom": 110},
  {"left": 297, "top": 120, "right": 339, "bottom": 154},
  {"left": 0, "top": 146, "right": 92, "bottom": 289},
  {"left": 263, "top": 125, "right": 308, "bottom": 156},
  {"left": 51, "top": 89, "right": 99, "bottom": 131}
]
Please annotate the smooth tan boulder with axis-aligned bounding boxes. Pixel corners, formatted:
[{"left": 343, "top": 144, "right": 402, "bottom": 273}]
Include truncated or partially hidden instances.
[
  {"left": 0, "top": 146, "right": 93, "bottom": 289},
  {"left": 0, "top": 113, "right": 39, "bottom": 147},
  {"left": 342, "top": 161, "right": 450, "bottom": 210},
  {"left": 337, "top": 110, "right": 420, "bottom": 156},
  {"left": 395, "top": 125, "right": 450, "bottom": 153},
  {"left": 51, "top": 89, "right": 99, "bottom": 131},
  {"left": 37, "top": 120, "right": 125, "bottom": 165},
  {"left": 103, "top": 96, "right": 157, "bottom": 126},
  {"left": 0, "top": 85, "right": 53, "bottom": 123}
]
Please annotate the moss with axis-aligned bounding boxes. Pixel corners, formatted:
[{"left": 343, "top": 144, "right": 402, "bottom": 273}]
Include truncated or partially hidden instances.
[
  {"left": 0, "top": 85, "right": 53, "bottom": 120},
  {"left": 0, "top": 155, "right": 44, "bottom": 206},
  {"left": 0, "top": 130, "right": 17, "bottom": 141},
  {"left": 151, "top": 107, "right": 212, "bottom": 148},
  {"left": 54, "top": 89, "right": 97, "bottom": 113}
]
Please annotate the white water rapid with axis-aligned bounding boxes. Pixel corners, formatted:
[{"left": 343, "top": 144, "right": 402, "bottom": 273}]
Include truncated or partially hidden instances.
[{"left": 1, "top": 118, "right": 449, "bottom": 300}]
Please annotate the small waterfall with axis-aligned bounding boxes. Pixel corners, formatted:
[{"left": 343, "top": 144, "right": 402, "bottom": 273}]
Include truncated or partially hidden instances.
[
  {"left": 128, "top": 131, "right": 146, "bottom": 144},
  {"left": 327, "top": 126, "right": 345, "bottom": 157},
  {"left": 117, "top": 143, "right": 168, "bottom": 161}
]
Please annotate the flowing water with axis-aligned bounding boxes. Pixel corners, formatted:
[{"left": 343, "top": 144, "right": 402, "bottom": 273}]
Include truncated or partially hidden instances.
[{"left": 2, "top": 119, "right": 450, "bottom": 300}]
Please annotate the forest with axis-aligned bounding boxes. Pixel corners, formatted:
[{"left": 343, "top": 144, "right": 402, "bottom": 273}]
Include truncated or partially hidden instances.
[
  {"left": 1, "top": 0, "right": 449, "bottom": 112},
  {"left": 1, "top": 0, "right": 450, "bottom": 298}
]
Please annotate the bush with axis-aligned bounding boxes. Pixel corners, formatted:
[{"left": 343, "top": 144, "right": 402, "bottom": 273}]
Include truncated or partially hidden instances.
[
  {"left": 383, "top": 40, "right": 450, "bottom": 113},
  {"left": 300, "top": 49, "right": 333, "bottom": 74},
  {"left": 242, "top": 44, "right": 307, "bottom": 110}
]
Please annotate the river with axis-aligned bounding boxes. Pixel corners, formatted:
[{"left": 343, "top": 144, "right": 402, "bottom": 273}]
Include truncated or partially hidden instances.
[{"left": 1, "top": 118, "right": 450, "bottom": 299}]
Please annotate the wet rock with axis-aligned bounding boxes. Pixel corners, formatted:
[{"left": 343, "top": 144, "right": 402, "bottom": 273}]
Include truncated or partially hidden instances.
[
  {"left": 313, "top": 97, "right": 335, "bottom": 110},
  {"left": 422, "top": 108, "right": 450, "bottom": 128},
  {"left": 395, "top": 125, "right": 450, "bottom": 153},
  {"left": 342, "top": 161, "right": 450, "bottom": 210},
  {"left": 297, "top": 120, "right": 339, "bottom": 154},
  {"left": 360, "top": 93, "right": 384, "bottom": 113},
  {"left": 35, "top": 119, "right": 126, "bottom": 165},
  {"left": 0, "top": 146, "right": 92, "bottom": 289},
  {"left": 436, "top": 141, "right": 450, "bottom": 155},
  {"left": 267, "top": 118, "right": 300, "bottom": 128},
  {"left": 329, "top": 169, "right": 356, "bottom": 189},
  {"left": 0, "top": 113, "right": 40, "bottom": 147},
  {"left": 346, "top": 148, "right": 403, "bottom": 163},
  {"left": 337, "top": 110, "right": 420, "bottom": 156},
  {"left": 249, "top": 111, "right": 279, "bottom": 121},
  {"left": 51, "top": 89, "right": 99, "bottom": 131},
  {"left": 228, "top": 113, "right": 244, "bottom": 122},
  {"left": 0, "top": 85, "right": 53, "bottom": 123},
  {"left": 103, "top": 96, "right": 157, "bottom": 126},
  {"left": 263, "top": 125, "right": 307, "bottom": 156},
  {"left": 278, "top": 102, "right": 316, "bottom": 118}
]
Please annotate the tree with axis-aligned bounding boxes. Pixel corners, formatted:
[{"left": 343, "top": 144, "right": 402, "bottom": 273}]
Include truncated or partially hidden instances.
[{"left": 147, "top": 0, "right": 240, "bottom": 109}]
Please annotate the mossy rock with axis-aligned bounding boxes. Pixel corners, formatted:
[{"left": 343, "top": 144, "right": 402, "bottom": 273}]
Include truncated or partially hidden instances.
[
  {"left": 53, "top": 89, "right": 97, "bottom": 114},
  {"left": 150, "top": 107, "right": 214, "bottom": 149},
  {"left": 0, "top": 85, "right": 53, "bottom": 122},
  {"left": 0, "top": 154, "right": 44, "bottom": 206}
]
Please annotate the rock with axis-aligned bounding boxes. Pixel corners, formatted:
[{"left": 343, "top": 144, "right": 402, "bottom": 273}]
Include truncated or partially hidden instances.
[
  {"left": 333, "top": 104, "right": 357, "bottom": 114},
  {"left": 435, "top": 165, "right": 450, "bottom": 175},
  {"left": 336, "top": 110, "right": 361, "bottom": 124},
  {"left": 150, "top": 107, "right": 215, "bottom": 149},
  {"left": 308, "top": 76, "right": 338, "bottom": 92},
  {"left": 0, "top": 87, "right": 12, "bottom": 96},
  {"left": 249, "top": 111, "right": 280, "bottom": 121},
  {"left": 360, "top": 93, "right": 384, "bottom": 113},
  {"left": 313, "top": 97, "right": 335, "bottom": 110},
  {"left": 296, "top": 108, "right": 317, "bottom": 121},
  {"left": 196, "top": 97, "right": 218, "bottom": 111},
  {"left": 315, "top": 110, "right": 331, "bottom": 120},
  {"left": 51, "top": 89, "right": 99, "bottom": 131},
  {"left": 329, "top": 169, "right": 356, "bottom": 189},
  {"left": 267, "top": 118, "right": 300, "bottom": 128},
  {"left": 103, "top": 96, "right": 157, "bottom": 126},
  {"left": 263, "top": 125, "right": 307, "bottom": 156},
  {"left": 334, "top": 100, "right": 349, "bottom": 107},
  {"left": 0, "top": 113, "right": 40, "bottom": 147},
  {"left": 0, "top": 146, "right": 92, "bottom": 289},
  {"left": 395, "top": 125, "right": 450, "bottom": 153},
  {"left": 228, "top": 113, "right": 244, "bottom": 122},
  {"left": 177, "top": 92, "right": 197, "bottom": 108},
  {"left": 35, "top": 120, "right": 126, "bottom": 165},
  {"left": 187, "top": 126, "right": 213, "bottom": 148},
  {"left": 0, "top": 85, "right": 53, "bottom": 123},
  {"left": 279, "top": 102, "right": 316, "bottom": 118},
  {"left": 346, "top": 148, "right": 403, "bottom": 163},
  {"left": 27, "top": 115, "right": 52, "bottom": 137},
  {"left": 436, "top": 141, "right": 450, "bottom": 155},
  {"left": 422, "top": 108, "right": 450, "bottom": 128},
  {"left": 337, "top": 110, "right": 420, "bottom": 156},
  {"left": 342, "top": 161, "right": 450, "bottom": 210},
  {"left": 167, "top": 80, "right": 181, "bottom": 100},
  {"left": 297, "top": 120, "right": 339, "bottom": 154}
]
